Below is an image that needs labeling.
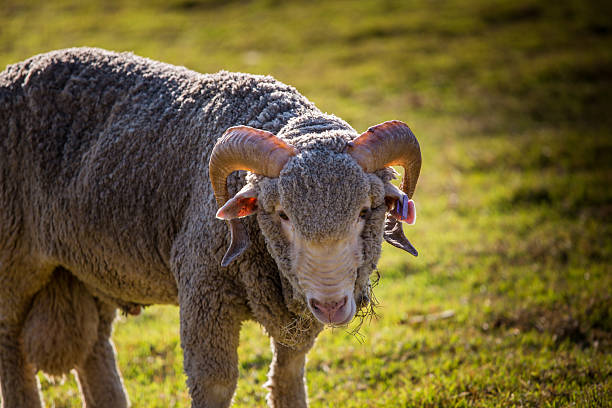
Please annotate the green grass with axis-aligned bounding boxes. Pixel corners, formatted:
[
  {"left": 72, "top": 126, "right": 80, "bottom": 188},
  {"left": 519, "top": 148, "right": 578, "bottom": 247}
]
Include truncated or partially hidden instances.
[{"left": 2, "top": 0, "right": 611, "bottom": 406}]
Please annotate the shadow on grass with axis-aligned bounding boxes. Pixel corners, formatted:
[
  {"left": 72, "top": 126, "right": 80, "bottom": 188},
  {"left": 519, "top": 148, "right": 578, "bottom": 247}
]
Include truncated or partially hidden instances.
[{"left": 489, "top": 291, "right": 612, "bottom": 348}]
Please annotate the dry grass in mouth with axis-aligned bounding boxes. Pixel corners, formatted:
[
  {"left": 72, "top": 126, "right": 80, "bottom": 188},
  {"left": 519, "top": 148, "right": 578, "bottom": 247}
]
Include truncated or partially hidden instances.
[
  {"left": 276, "top": 307, "right": 316, "bottom": 348},
  {"left": 348, "top": 270, "right": 381, "bottom": 343}
]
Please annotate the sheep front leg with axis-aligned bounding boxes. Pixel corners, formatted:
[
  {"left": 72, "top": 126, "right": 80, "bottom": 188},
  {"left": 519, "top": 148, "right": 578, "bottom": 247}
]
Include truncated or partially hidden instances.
[
  {"left": 179, "top": 288, "right": 242, "bottom": 408},
  {"left": 265, "top": 340, "right": 312, "bottom": 408},
  {"left": 0, "top": 323, "right": 42, "bottom": 408},
  {"left": 75, "top": 301, "right": 128, "bottom": 408}
]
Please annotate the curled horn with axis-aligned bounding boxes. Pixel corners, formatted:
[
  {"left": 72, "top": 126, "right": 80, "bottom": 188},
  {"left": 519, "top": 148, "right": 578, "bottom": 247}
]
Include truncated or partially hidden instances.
[
  {"left": 209, "top": 126, "right": 297, "bottom": 266},
  {"left": 348, "top": 120, "right": 422, "bottom": 257},
  {"left": 210, "top": 126, "right": 298, "bottom": 208},
  {"left": 347, "top": 120, "right": 421, "bottom": 198}
]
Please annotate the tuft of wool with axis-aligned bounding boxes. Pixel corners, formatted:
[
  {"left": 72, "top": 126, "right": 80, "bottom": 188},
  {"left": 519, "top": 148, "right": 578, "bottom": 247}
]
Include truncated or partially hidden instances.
[{"left": 280, "top": 150, "right": 368, "bottom": 241}]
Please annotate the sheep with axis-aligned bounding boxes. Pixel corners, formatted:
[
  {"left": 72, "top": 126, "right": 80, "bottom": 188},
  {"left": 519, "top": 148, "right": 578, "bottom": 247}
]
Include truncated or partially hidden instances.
[{"left": 0, "top": 47, "right": 421, "bottom": 408}]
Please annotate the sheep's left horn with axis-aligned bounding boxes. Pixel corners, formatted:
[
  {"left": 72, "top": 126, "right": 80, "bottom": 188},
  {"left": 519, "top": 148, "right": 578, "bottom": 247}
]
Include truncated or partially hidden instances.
[
  {"left": 348, "top": 121, "right": 422, "bottom": 257},
  {"left": 209, "top": 126, "right": 297, "bottom": 267},
  {"left": 347, "top": 120, "right": 421, "bottom": 198}
]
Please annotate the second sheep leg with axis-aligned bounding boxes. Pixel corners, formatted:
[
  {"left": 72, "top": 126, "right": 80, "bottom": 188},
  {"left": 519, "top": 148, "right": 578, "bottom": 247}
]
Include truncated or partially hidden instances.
[{"left": 75, "top": 300, "right": 129, "bottom": 408}]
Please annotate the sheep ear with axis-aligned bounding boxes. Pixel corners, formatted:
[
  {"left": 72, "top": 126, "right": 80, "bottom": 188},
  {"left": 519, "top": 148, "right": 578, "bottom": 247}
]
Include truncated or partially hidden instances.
[
  {"left": 221, "top": 219, "right": 250, "bottom": 267},
  {"left": 216, "top": 185, "right": 258, "bottom": 220},
  {"left": 217, "top": 185, "right": 258, "bottom": 267},
  {"left": 384, "top": 182, "right": 416, "bottom": 224},
  {"left": 383, "top": 214, "right": 418, "bottom": 257}
]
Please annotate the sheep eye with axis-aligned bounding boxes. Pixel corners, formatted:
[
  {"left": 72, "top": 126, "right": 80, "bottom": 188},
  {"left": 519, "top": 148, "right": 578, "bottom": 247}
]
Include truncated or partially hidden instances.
[
  {"left": 359, "top": 208, "right": 369, "bottom": 220},
  {"left": 278, "top": 211, "right": 289, "bottom": 221}
]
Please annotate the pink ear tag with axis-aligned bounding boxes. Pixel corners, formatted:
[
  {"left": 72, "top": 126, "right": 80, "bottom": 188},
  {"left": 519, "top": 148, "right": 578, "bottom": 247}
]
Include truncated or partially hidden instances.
[{"left": 394, "top": 194, "right": 416, "bottom": 224}]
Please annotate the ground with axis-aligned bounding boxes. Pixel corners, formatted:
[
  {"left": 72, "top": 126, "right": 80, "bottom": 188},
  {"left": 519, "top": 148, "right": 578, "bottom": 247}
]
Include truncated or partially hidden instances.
[{"left": 1, "top": 0, "right": 610, "bottom": 406}]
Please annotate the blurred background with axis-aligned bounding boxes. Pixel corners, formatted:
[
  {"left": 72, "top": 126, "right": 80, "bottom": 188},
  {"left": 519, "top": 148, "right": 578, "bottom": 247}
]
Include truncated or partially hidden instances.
[{"left": 1, "top": 0, "right": 610, "bottom": 406}]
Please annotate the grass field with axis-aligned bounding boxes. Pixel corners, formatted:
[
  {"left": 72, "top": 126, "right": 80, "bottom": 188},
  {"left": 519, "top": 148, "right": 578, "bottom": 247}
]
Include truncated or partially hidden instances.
[{"left": 1, "top": 0, "right": 611, "bottom": 406}]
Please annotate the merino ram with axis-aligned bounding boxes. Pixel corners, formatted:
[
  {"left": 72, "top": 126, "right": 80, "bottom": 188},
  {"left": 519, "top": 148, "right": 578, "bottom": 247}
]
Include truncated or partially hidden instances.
[{"left": 0, "top": 48, "right": 421, "bottom": 408}]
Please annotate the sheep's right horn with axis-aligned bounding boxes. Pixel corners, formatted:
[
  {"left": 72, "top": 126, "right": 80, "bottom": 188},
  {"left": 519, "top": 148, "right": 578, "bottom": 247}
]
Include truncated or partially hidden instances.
[
  {"left": 209, "top": 126, "right": 297, "bottom": 266},
  {"left": 210, "top": 126, "right": 297, "bottom": 208}
]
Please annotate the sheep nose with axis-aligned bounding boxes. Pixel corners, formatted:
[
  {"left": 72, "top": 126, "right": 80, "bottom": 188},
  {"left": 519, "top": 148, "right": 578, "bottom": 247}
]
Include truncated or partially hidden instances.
[{"left": 309, "top": 296, "right": 348, "bottom": 323}]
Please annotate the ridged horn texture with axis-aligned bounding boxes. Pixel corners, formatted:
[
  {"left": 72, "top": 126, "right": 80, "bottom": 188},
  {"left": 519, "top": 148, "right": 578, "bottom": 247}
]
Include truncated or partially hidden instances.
[
  {"left": 347, "top": 120, "right": 421, "bottom": 198},
  {"left": 209, "top": 126, "right": 298, "bottom": 267},
  {"left": 209, "top": 125, "right": 298, "bottom": 208}
]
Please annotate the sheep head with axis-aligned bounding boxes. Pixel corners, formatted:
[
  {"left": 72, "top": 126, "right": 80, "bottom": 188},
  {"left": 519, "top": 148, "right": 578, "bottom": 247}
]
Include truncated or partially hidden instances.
[{"left": 210, "top": 120, "right": 421, "bottom": 326}]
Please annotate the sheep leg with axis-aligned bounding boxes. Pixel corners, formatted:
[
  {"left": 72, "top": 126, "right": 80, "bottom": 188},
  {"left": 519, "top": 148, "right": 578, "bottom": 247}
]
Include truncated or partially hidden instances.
[
  {"left": 0, "top": 323, "right": 43, "bottom": 408},
  {"left": 75, "top": 300, "right": 128, "bottom": 408},
  {"left": 265, "top": 340, "right": 312, "bottom": 408},
  {"left": 179, "top": 289, "right": 242, "bottom": 408},
  {"left": 0, "top": 262, "right": 48, "bottom": 408}
]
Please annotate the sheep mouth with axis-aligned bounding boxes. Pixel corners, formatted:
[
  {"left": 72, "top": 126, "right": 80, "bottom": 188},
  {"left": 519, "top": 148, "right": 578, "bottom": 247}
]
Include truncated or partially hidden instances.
[{"left": 306, "top": 295, "right": 357, "bottom": 326}]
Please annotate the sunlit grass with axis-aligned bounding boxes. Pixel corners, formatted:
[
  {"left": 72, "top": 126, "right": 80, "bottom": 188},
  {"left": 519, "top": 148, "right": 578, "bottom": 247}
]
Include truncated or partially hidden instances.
[{"left": 5, "top": 0, "right": 610, "bottom": 406}]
